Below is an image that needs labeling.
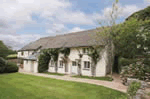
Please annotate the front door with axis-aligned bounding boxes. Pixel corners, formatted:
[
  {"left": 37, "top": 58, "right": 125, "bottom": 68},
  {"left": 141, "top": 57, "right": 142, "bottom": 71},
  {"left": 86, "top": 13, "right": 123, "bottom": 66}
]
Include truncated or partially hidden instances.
[{"left": 72, "top": 61, "right": 78, "bottom": 74}]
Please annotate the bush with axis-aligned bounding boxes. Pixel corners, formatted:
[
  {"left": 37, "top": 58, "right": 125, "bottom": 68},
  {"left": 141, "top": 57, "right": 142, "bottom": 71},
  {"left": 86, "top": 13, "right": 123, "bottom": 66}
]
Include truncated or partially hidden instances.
[
  {"left": 38, "top": 53, "right": 51, "bottom": 73},
  {"left": 119, "top": 57, "right": 137, "bottom": 67},
  {"left": 118, "top": 57, "right": 137, "bottom": 73},
  {"left": 127, "top": 81, "right": 141, "bottom": 99},
  {"left": 0, "top": 57, "right": 6, "bottom": 73},
  {"left": 4, "top": 62, "right": 18, "bottom": 73},
  {"left": 120, "top": 63, "right": 150, "bottom": 84}
]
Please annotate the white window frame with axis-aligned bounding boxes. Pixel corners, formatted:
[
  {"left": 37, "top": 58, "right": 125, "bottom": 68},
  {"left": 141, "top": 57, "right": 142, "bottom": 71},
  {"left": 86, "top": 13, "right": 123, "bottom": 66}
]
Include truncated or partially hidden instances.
[
  {"left": 59, "top": 61, "right": 64, "bottom": 68},
  {"left": 84, "top": 61, "right": 90, "bottom": 69}
]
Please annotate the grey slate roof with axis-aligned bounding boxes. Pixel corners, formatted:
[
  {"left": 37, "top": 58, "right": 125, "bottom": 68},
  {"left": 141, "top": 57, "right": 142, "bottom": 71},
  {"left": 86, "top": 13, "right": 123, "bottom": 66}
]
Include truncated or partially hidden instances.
[{"left": 19, "top": 28, "right": 107, "bottom": 51}]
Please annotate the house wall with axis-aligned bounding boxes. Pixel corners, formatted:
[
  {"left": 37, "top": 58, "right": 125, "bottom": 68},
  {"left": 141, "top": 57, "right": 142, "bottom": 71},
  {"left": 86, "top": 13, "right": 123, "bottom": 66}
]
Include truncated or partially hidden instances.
[
  {"left": 48, "top": 47, "right": 108, "bottom": 77},
  {"left": 17, "top": 51, "right": 34, "bottom": 58},
  {"left": 23, "top": 60, "right": 38, "bottom": 73}
]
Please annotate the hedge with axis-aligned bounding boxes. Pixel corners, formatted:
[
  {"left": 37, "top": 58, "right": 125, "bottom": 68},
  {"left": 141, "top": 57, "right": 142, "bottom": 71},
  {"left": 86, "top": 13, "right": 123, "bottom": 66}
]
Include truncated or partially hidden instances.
[
  {"left": 4, "top": 62, "right": 18, "bottom": 73},
  {"left": 0, "top": 57, "right": 6, "bottom": 73},
  {"left": 118, "top": 57, "right": 137, "bottom": 73},
  {"left": 0, "top": 57, "right": 18, "bottom": 73}
]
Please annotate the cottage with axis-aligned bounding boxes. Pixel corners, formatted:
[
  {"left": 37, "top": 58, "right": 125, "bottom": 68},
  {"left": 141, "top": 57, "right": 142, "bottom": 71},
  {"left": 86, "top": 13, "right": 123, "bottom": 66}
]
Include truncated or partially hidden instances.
[{"left": 17, "top": 29, "right": 114, "bottom": 77}]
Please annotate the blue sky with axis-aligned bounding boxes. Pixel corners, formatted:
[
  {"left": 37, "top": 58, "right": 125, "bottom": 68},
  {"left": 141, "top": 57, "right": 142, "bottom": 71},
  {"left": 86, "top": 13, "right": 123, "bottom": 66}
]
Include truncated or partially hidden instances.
[{"left": 0, "top": 0, "right": 149, "bottom": 49}]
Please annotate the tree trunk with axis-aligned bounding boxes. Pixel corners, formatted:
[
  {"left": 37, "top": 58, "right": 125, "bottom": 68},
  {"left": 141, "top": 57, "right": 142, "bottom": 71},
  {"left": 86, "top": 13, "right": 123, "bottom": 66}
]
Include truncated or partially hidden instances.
[
  {"left": 91, "top": 62, "right": 96, "bottom": 77},
  {"left": 78, "top": 59, "right": 82, "bottom": 76},
  {"left": 55, "top": 62, "right": 57, "bottom": 73}
]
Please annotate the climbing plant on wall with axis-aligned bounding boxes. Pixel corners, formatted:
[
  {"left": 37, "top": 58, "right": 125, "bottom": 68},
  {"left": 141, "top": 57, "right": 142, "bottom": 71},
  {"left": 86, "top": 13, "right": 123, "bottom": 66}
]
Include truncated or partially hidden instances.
[
  {"left": 60, "top": 48, "right": 70, "bottom": 72},
  {"left": 38, "top": 49, "right": 51, "bottom": 73},
  {"left": 88, "top": 46, "right": 103, "bottom": 77}
]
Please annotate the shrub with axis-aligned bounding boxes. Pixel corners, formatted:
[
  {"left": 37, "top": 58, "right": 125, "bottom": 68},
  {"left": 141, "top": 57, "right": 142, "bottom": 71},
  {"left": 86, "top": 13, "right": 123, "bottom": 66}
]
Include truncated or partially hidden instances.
[
  {"left": 4, "top": 62, "right": 18, "bottom": 73},
  {"left": 38, "top": 53, "right": 51, "bottom": 73},
  {"left": 120, "top": 63, "right": 150, "bottom": 84},
  {"left": 127, "top": 81, "right": 141, "bottom": 99},
  {"left": 119, "top": 57, "right": 137, "bottom": 67},
  {"left": 0, "top": 57, "right": 6, "bottom": 73}
]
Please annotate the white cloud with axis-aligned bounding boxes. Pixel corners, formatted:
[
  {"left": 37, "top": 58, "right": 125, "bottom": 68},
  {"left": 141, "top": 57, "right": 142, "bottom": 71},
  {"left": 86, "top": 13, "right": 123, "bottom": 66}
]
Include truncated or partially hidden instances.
[
  {"left": 0, "top": 34, "right": 47, "bottom": 50},
  {"left": 0, "top": 0, "right": 144, "bottom": 50},
  {"left": 92, "top": 4, "right": 141, "bottom": 22}
]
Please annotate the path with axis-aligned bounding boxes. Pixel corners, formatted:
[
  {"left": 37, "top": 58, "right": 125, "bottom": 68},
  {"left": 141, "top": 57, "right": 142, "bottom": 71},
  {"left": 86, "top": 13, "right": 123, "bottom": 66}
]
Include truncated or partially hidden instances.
[{"left": 19, "top": 69, "right": 127, "bottom": 93}]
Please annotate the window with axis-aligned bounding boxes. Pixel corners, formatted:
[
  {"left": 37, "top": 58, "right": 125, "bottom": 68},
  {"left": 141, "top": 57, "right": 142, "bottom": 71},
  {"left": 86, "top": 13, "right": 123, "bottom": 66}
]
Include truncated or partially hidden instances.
[
  {"left": 82, "top": 48, "right": 89, "bottom": 54},
  {"left": 72, "top": 61, "right": 77, "bottom": 66},
  {"left": 50, "top": 60, "right": 55, "bottom": 67},
  {"left": 84, "top": 61, "right": 90, "bottom": 69},
  {"left": 59, "top": 61, "right": 64, "bottom": 68}
]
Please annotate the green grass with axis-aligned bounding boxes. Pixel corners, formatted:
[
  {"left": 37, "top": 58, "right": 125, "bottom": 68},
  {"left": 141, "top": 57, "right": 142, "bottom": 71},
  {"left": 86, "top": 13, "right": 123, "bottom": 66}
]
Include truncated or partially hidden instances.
[
  {"left": 148, "top": 92, "right": 150, "bottom": 96},
  {"left": 42, "top": 72, "right": 65, "bottom": 76},
  {"left": 0, "top": 73, "right": 127, "bottom": 99},
  {"left": 6, "top": 54, "right": 17, "bottom": 59},
  {"left": 72, "top": 75, "right": 113, "bottom": 81}
]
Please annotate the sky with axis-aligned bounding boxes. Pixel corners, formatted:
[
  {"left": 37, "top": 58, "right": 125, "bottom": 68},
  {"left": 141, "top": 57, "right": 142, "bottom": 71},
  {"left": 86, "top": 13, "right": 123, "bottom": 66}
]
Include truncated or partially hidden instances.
[{"left": 0, "top": 0, "right": 150, "bottom": 50}]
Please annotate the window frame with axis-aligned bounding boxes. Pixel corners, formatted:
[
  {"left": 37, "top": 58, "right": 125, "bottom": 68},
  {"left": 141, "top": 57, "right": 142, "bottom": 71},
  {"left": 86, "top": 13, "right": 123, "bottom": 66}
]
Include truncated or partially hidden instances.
[
  {"left": 59, "top": 61, "right": 64, "bottom": 68},
  {"left": 84, "top": 61, "right": 90, "bottom": 69},
  {"left": 72, "top": 61, "right": 77, "bottom": 66}
]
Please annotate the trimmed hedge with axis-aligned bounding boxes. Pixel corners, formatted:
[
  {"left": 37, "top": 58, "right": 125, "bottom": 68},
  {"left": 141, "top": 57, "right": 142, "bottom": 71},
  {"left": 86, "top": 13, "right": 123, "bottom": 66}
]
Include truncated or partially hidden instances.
[
  {"left": 0, "top": 57, "right": 18, "bottom": 73},
  {"left": 4, "top": 62, "right": 18, "bottom": 73},
  {"left": 0, "top": 57, "right": 6, "bottom": 73}
]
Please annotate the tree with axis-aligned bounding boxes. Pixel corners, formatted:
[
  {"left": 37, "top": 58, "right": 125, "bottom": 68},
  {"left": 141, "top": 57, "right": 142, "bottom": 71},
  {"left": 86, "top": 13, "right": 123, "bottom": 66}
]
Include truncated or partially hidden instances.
[
  {"left": 97, "top": 0, "right": 120, "bottom": 77},
  {"left": 75, "top": 48, "right": 83, "bottom": 76},
  {"left": 88, "top": 46, "right": 103, "bottom": 77},
  {"left": 60, "top": 48, "right": 70, "bottom": 73},
  {"left": 0, "top": 41, "right": 16, "bottom": 58},
  {"left": 48, "top": 48, "right": 60, "bottom": 73}
]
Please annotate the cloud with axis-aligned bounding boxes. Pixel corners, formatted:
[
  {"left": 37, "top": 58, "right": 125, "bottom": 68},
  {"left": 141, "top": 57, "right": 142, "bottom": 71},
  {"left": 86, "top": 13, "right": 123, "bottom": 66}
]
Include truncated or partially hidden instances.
[
  {"left": 0, "top": 0, "right": 144, "bottom": 50},
  {"left": 0, "top": 34, "right": 47, "bottom": 50},
  {"left": 92, "top": 4, "right": 141, "bottom": 22}
]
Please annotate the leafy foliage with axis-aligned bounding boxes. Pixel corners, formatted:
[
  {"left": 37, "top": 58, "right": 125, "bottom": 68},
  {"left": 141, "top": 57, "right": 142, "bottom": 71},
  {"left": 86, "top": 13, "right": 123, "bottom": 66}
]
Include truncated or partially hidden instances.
[
  {"left": 4, "top": 62, "right": 18, "bottom": 73},
  {"left": 88, "top": 46, "right": 103, "bottom": 76},
  {"left": 0, "top": 57, "right": 18, "bottom": 73},
  {"left": 127, "top": 81, "right": 141, "bottom": 99},
  {"left": 120, "top": 62, "right": 150, "bottom": 84},
  {"left": 38, "top": 50, "right": 51, "bottom": 73},
  {"left": 118, "top": 57, "right": 137, "bottom": 72},
  {"left": 112, "top": 19, "right": 150, "bottom": 58},
  {"left": 126, "top": 6, "right": 150, "bottom": 21},
  {"left": 0, "top": 57, "right": 6, "bottom": 73}
]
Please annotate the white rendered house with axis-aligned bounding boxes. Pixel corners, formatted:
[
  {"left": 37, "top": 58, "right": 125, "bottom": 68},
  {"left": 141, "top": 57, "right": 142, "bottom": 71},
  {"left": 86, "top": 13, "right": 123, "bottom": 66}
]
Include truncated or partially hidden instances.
[{"left": 17, "top": 29, "right": 114, "bottom": 77}]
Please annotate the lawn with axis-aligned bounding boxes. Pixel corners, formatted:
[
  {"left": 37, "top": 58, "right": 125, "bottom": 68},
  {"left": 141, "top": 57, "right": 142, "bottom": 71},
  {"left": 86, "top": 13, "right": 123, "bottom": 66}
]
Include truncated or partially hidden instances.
[
  {"left": 0, "top": 73, "right": 127, "bottom": 99},
  {"left": 42, "top": 72, "right": 65, "bottom": 76},
  {"left": 72, "top": 75, "right": 113, "bottom": 81}
]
